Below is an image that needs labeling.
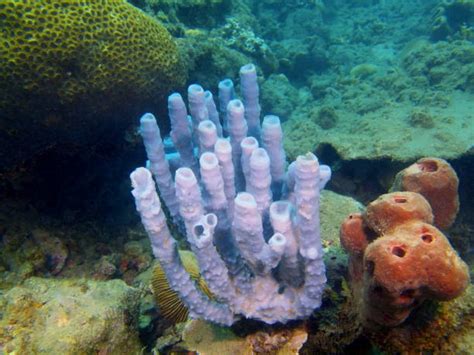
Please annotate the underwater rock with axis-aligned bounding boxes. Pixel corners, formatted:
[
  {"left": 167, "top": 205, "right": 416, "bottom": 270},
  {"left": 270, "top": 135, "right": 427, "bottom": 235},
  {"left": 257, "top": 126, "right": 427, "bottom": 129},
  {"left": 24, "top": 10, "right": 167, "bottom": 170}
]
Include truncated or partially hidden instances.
[
  {"left": 247, "top": 328, "right": 308, "bottom": 354},
  {"left": 0, "top": 277, "right": 142, "bottom": 354},
  {"left": 0, "top": 0, "right": 185, "bottom": 172},
  {"left": 120, "top": 240, "right": 153, "bottom": 275},
  {"left": 31, "top": 229, "right": 69, "bottom": 276},
  {"left": 178, "top": 319, "right": 308, "bottom": 355},
  {"left": 367, "top": 284, "right": 474, "bottom": 353},
  {"left": 402, "top": 39, "right": 474, "bottom": 92},
  {"left": 431, "top": 0, "right": 474, "bottom": 41},
  {"left": 349, "top": 63, "right": 379, "bottom": 79},
  {"left": 0, "top": 235, "right": 44, "bottom": 286},
  {"left": 93, "top": 255, "right": 118, "bottom": 280},
  {"left": 283, "top": 92, "right": 474, "bottom": 162},
  {"left": 284, "top": 37, "right": 474, "bottom": 162},
  {"left": 274, "top": 38, "right": 329, "bottom": 80}
]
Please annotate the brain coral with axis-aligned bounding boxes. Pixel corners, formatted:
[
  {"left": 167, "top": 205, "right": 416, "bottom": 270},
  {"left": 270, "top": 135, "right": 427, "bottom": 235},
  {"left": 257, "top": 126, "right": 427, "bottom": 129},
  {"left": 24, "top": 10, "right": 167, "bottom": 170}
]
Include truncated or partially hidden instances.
[{"left": 0, "top": 0, "right": 185, "bottom": 169}]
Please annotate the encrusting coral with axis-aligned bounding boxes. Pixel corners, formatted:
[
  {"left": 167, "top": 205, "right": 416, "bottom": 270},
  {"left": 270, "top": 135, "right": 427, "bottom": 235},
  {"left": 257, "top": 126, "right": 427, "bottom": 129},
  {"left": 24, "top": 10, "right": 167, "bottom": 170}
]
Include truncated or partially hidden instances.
[
  {"left": 131, "top": 64, "right": 331, "bottom": 325},
  {"left": 340, "top": 158, "right": 469, "bottom": 327}
]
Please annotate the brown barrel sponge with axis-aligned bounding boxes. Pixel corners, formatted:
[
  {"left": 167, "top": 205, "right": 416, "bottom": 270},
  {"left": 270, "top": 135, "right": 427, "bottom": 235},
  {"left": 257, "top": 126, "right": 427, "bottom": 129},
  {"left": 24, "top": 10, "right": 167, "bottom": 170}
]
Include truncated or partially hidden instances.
[
  {"left": 364, "top": 221, "right": 469, "bottom": 300},
  {"left": 362, "top": 220, "right": 469, "bottom": 326},
  {"left": 391, "top": 157, "right": 459, "bottom": 229},
  {"left": 340, "top": 213, "right": 370, "bottom": 256},
  {"left": 364, "top": 191, "right": 433, "bottom": 235}
]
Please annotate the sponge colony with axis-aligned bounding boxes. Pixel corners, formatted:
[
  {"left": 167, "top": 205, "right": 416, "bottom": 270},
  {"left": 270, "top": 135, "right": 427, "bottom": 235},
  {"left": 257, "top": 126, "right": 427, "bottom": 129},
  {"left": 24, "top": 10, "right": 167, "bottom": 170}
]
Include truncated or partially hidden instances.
[{"left": 0, "top": 0, "right": 186, "bottom": 169}]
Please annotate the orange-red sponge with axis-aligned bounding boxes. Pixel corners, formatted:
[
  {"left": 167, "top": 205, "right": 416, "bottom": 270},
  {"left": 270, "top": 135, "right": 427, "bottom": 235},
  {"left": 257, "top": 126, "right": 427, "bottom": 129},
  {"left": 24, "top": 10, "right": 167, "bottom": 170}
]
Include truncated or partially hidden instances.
[
  {"left": 364, "top": 191, "right": 433, "bottom": 234},
  {"left": 340, "top": 213, "right": 372, "bottom": 282},
  {"left": 340, "top": 213, "right": 369, "bottom": 256},
  {"left": 362, "top": 221, "right": 469, "bottom": 326},
  {"left": 339, "top": 158, "right": 468, "bottom": 327},
  {"left": 391, "top": 157, "right": 459, "bottom": 229}
]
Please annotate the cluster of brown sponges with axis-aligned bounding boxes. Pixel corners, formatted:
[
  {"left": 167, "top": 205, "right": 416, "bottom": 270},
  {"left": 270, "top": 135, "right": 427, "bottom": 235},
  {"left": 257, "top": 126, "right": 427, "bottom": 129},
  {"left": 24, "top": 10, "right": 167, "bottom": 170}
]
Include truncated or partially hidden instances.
[
  {"left": 0, "top": 0, "right": 186, "bottom": 169},
  {"left": 340, "top": 158, "right": 469, "bottom": 327}
]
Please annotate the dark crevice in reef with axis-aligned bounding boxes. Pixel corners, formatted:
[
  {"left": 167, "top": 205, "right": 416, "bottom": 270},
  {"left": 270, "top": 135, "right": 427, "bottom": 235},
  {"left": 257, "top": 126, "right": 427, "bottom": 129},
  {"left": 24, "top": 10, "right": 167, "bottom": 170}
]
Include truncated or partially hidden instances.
[
  {"left": 316, "top": 144, "right": 405, "bottom": 205},
  {"left": 0, "top": 140, "right": 144, "bottom": 227}
]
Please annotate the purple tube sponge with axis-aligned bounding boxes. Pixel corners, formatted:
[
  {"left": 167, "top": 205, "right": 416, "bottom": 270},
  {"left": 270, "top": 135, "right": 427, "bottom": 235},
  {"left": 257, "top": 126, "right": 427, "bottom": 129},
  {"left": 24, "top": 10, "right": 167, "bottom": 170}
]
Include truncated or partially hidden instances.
[
  {"left": 218, "top": 79, "right": 235, "bottom": 136},
  {"left": 240, "top": 64, "right": 261, "bottom": 141},
  {"left": 131, "top": 64, "right": 331, "bottom": 326}
]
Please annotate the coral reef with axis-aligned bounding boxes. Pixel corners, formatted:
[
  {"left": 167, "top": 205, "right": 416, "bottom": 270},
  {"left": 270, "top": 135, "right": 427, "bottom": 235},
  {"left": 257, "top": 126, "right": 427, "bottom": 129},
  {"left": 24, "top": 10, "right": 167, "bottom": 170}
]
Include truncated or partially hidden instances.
[
  {"left": 0, "top": 1, "right": 472, "bottom": 353},
  {"left": 177, "top": 33, "right": 250, "bottom": 90},
  {"left": 0, "top": 0, "right": 185, "bottom": 171},
  {"left": 131, "top": 64, "right": 331, "bottom": 325},
  {"left": 402, "top": 39, "right": 474, "bottom": 92},
  {"left": 219, "top": 18, "right": 278, "bottom": 73},
  {"left": 0, "top": 226, "right": 71, "bottom": 288},
  {"left": 119, "top": 239, "right": 153, "bottom": 283},
  {"left": 301, "top": 276, "right": 362, "bottom": 354},
  {"left": 340, "top": 160, "right": 470, "bottom": 327},
  {"left": 276, "top": 2, "right": 474, "bottom": 163},
  {"left": 0, "top": 277, "right": 142, "bottom": 354}
]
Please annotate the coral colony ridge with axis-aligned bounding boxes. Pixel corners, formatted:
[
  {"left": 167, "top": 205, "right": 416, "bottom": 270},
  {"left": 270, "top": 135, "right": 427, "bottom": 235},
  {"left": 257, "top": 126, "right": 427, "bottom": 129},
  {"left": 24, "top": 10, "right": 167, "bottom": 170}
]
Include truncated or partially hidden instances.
[{"left": 131, "top": 64, "right": 331, "bottom": 325}]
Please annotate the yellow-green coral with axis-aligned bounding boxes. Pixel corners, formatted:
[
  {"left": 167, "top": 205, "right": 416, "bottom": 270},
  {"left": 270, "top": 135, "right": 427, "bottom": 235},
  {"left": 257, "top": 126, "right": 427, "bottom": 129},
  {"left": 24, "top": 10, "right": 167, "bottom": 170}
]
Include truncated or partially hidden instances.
[
  {"left": 0, "top": 0, "right": 185, "bottom": 110},
  {"left": 0, "top": 0, "right": 186, "bottom": 171}
]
